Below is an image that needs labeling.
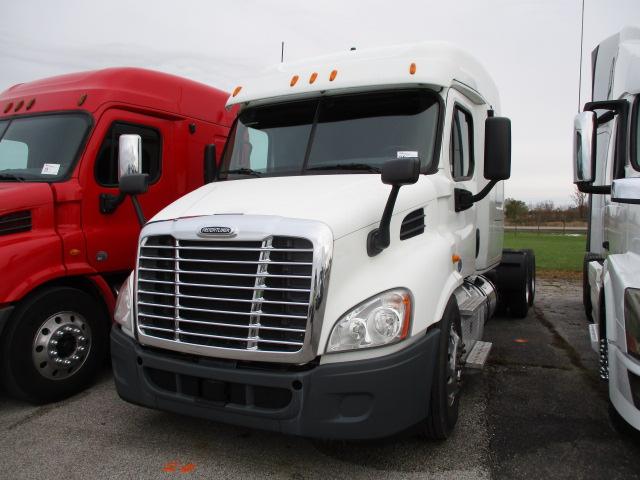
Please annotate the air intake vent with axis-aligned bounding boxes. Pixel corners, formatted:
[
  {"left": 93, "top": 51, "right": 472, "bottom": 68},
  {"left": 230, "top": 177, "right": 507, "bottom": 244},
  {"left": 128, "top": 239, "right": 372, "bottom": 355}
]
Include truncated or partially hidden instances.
[
  {"left": 400, "top": 208, "right": 425, "bottom": 240},
  {"left": 0, "top": 210, "right": 31, "bottom": 236}
]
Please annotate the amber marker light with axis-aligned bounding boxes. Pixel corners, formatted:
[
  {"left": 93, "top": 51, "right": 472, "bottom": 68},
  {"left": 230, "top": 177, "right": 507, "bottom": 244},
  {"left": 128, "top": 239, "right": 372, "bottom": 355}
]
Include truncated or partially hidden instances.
[
  {"left": 452, "top": 254, "right": 461, "bottom": 263},
  {"left": 400, "top": 294, "right": 412, "bottom": 339},
  {"left": 232, "top": 86, "right": 242, "bottom": 97},
  {"left": 69, "top": 249, "right": 81, "bottom": 256},
  {"left": 14, "top": 100, "right": 24, "bottom": 112},
  {"left": 78, "top": 93, "right": 88, "bottom": 106},
  {"left": 309, "top": 72, "right": 318, "bottom": 84},
  {"left": 26, "top": 98, "right": 36, "bottom": 110},
  {"left": 4, "top": 103, "right": 13, "bottom": 113},
  {"left": 409, "top": 62, "right": 417, "bottom": 75},
  {"left": 329, "top": 69, "right": 338, "bottom": 81},
  {"left": 290, "top": 75, "right": 299, "bottom": 87}
]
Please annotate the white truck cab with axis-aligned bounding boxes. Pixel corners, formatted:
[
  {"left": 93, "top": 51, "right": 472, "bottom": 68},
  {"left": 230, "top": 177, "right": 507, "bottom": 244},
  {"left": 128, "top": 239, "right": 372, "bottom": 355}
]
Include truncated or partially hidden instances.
[
  {"left": 574, "top": 27, "right": 640, "bottom": 431},
  {"left": 111, "top": 42, "right": 534, "bottom": 439}
]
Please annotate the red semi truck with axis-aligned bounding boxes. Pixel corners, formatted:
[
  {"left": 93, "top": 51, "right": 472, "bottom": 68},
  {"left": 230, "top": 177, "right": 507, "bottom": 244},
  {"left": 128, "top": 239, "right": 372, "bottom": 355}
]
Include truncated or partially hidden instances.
[{"left": 0, "top": 68, "right": 234, "bottom": 403}]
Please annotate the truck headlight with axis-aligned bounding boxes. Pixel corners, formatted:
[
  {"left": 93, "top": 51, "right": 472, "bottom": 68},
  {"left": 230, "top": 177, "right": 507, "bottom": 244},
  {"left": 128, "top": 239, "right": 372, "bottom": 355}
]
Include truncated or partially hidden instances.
[
  {"left": 114, "top": 272, "right": 135, "bottom": 338},
  {"left": 327, "top": 289, "right": 412, "bottom": 353},
  {"left": 625, "top": 288, "right": 640, "bottom": 361}
]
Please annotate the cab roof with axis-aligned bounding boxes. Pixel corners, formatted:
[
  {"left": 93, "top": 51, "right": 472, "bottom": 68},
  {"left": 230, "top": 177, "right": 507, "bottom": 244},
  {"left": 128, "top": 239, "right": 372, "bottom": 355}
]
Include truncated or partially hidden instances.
[
  {"left": 227, "top": 41, "right": 500, "bottom": 112},
  {"left": 0, "top": 67, "right": 235, "bottom": 126},
  {"left": 593, "top": 26, "right": 640, "bottom": 100}
]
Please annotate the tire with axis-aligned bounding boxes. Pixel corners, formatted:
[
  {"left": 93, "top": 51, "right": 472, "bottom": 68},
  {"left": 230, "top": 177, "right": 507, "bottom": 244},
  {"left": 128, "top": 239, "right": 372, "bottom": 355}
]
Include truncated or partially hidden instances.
[
  {"left": 523, "top": 249, "right": 536, "bottom": 307},
  {"left": 583, "top": 253, "right": 602, "bottom": 322},
  {"left": 424, "top": 297, "right": 463, "bottom": 440},
  {"left": 608, "top": 401, "right": 640, "bottom": 438},
  {"left": 0, "top": 287, "right": 109, "bottom": 404},
  {"left": 497, "top": 250, "right": 529, "bottom": 319}
]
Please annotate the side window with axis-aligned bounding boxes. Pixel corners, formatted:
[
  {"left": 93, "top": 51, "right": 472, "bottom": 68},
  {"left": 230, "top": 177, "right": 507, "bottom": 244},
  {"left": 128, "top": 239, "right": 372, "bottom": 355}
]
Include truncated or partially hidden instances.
[
  {"left": 449, "top": 106, "right": 474, "bottom": 180},
  {"left": 95, "top": 122, "right": 161, "bottom": 186}
]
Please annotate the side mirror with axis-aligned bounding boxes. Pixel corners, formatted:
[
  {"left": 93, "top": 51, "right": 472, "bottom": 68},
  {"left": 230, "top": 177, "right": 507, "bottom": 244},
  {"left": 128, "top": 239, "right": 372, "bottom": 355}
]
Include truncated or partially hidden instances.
[
  {"left": 117, "top": 135, "right": 147, "bottom": 226},
  {"left": 118, "top": 134, "right": 142, "bottom": 179},
  {"left": 611, "top": 177, "right": 640, "bottom": 204},
  {"left": 484, "top": 117, "right": 511, "bottom": 181},
  {"left": 573, "top": 111, "right": 596, "bottom": 183},
  {"left": 381, "top": 158, "right": 421, "bottom": 186},
  {"left": 119, "top": 173, "right": 149, "bottom": 195},
  {"left": 368, "top": 158, "right": 420, "bottom": 257}
]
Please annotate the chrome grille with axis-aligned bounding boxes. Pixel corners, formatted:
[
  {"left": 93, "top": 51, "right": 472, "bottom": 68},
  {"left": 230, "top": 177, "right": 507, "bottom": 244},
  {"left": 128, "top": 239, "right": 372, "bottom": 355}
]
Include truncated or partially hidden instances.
[{"left": 136, "top": 235, "right": 314, "bottom": 353}]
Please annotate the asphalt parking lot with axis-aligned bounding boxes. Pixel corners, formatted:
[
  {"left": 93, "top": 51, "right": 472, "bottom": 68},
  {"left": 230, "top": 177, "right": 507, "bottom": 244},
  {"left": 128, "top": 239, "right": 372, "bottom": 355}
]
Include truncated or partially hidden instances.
[{"left": 1, "top": 278, "right": 640, "bottom": 480}]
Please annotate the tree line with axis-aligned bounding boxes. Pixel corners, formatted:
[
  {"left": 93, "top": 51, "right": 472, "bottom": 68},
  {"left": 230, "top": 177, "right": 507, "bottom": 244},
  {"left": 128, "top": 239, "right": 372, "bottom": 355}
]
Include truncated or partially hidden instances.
[{"left": 505, "top": 187, "right": 588, "bottom": 225}]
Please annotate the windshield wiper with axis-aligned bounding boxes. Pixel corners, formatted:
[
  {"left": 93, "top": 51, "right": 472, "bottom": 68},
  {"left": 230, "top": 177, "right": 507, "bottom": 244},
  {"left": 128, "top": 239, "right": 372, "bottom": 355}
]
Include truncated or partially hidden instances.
[
  {"left": 305, "top": 163, "right": 381, "bottom": 173},
  {"left": 0, "top": 173, "right": 25, "bottom": 182},
  {"left": 223, "top": 168, "right": 263, "bottom": 177}
]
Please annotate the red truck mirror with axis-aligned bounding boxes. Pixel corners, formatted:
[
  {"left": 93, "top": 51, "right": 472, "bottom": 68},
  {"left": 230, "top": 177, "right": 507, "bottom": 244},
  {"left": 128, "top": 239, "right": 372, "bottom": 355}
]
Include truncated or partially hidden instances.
[{"left": 118, "top": 134, "right": 142, "bottom": 179}]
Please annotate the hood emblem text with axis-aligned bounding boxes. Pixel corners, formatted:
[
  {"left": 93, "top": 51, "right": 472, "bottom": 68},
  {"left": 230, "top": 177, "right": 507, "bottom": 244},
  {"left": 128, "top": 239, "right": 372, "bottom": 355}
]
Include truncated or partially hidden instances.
[{"left": 199, "top": 226, "right": 236, "bottom": 237}]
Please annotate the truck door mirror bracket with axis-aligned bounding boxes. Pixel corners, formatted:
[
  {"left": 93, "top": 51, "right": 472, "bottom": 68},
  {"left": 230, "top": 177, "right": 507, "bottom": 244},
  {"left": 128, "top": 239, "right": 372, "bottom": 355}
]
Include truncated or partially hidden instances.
[
  {"left": 454, "top": 180, "right": 499, "bottom": 212},
  {"left": 367, "top": 158, "right": 420, "bottom": 257}
]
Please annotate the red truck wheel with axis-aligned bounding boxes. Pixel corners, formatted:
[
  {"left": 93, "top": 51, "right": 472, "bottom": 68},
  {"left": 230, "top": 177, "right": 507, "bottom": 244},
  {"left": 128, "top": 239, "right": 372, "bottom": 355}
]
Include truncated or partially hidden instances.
[{"left": 0, "top": 286, "right": 109, "bottom": 404}]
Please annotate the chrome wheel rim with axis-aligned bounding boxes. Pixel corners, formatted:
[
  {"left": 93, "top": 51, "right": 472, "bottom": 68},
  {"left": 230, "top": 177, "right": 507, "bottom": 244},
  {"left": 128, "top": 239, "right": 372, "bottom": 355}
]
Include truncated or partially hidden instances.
[
  {"left": 446, "top": 323, "right": 462, "bottom": 407},
  {"left": 32, "top": 312, "right": 91, "bottom": 381}
]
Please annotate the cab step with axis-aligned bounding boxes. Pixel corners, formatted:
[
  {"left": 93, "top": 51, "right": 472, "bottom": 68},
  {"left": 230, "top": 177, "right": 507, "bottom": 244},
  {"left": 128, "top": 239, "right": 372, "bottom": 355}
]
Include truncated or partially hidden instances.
[{"left": 465, "top": 340, "right": 492, "bottom": 369}]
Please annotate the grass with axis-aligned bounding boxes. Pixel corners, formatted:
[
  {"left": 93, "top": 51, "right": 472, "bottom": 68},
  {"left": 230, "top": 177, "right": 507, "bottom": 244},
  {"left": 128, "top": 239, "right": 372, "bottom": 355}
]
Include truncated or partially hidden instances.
[{"left": 503, "top": 232, "right": 587, "bottom": 273}]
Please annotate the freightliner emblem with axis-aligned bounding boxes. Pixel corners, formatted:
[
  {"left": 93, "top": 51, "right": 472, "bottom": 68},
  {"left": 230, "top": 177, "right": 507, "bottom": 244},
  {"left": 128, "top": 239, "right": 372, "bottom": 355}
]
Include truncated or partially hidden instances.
[{"left": 198, "top": 226, "right": 236, "bottom": 237}]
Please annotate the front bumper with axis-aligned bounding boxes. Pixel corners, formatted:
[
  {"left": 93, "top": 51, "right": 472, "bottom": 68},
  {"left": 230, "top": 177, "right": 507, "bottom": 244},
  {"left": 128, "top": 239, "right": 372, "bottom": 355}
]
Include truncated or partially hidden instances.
[{"left": 111, "top": 327, "right": 440, "bottom": 439}]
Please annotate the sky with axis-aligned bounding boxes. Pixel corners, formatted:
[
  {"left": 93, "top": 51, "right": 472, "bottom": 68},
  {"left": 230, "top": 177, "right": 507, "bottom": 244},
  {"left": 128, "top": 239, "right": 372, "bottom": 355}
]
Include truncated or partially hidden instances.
[{"left": 0, "top": 0, "right": 638, "bottom": 207}]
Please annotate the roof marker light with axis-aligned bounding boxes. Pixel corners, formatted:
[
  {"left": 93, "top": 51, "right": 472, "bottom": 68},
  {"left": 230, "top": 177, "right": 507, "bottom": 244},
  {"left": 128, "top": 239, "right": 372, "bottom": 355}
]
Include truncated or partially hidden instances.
[
  {"left": 309, "top": 72, "right": 318, "bottom": 84},
  {"left": 14, "top": 100, "right": 24, "bottom": 112},
  {"left": 232, "top": 86, "right": 242, "bottom": 97},
  {"left": 329, "top": 70, "right": 338, "bottom": 81},
  {"left": 26, "top": 98, "right": 35, "bottom": 110},
  {"left": 409, "top": 63, "right": 416, "bottom": 75},
  {"left": 4, "top": 103, "right": 13, "bottom": 113},
  {"left": 290, "top": 75, "right": 299, "bottom": 87},
  {"left": 78, "top": 93, "right": 87, "bottom": 106}
]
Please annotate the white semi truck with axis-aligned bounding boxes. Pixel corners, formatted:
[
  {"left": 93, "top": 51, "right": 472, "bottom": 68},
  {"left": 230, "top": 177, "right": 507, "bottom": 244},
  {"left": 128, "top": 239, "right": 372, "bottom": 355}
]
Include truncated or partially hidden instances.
[
  {"left": 574, "top": 27, "right": 640, "bottom": 431},
  {"left": 110, "top": 42, "right": 534, "bottom": 439}
]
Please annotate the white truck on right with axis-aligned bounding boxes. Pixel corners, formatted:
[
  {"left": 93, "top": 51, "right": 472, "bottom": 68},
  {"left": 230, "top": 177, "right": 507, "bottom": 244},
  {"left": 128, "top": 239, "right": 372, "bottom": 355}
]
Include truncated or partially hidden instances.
[{"left": 574, "top": 27, "right": 640, "bottom": 430}]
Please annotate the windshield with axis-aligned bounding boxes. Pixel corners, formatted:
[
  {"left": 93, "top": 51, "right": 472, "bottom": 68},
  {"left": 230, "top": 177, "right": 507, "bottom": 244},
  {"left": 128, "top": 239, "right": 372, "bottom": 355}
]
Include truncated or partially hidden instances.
[
  {"left": 220, "top": 90, "right": 440, "bottom": 178},
  {"left": 0, "top": 113, "right": 91, "bottom": 182}
]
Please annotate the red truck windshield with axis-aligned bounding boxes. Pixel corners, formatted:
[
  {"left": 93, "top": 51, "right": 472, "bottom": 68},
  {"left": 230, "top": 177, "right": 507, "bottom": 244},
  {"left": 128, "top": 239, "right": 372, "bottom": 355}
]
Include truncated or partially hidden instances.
[
  {"left": 0, "top": 113, "right": 91, "bottom": 182},
  {"left": 219, "top": 89, "right": 440, "bottom": 178}
]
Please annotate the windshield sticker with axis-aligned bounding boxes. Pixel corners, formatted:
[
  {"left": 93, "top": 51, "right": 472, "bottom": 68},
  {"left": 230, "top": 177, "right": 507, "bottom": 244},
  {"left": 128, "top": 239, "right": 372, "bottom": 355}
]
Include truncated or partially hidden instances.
[
  {"left": 41, "top": 163, "right": 60, "bottom": 175},
  {"left": 397, "top": 151, "right": 418, "bottom": 159}
]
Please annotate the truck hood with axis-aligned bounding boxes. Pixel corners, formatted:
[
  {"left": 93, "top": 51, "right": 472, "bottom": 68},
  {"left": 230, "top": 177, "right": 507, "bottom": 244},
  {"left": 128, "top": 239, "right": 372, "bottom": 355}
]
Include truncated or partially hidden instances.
[
  {"left": 151, "top": 174, "right": 440, "bottom": 239},
  {"left": 0, "top": 182, "right": 52, "bottom": 214}
]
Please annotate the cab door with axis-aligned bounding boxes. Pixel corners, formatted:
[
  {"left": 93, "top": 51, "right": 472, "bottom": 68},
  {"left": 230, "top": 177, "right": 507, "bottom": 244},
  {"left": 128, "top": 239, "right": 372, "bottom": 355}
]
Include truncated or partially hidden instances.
[
  {"left": 80, "top": 108, "right": 177, "bottom": 273},
  {"left": 445, "top": 90, "right": 478, "bottom": 276}
]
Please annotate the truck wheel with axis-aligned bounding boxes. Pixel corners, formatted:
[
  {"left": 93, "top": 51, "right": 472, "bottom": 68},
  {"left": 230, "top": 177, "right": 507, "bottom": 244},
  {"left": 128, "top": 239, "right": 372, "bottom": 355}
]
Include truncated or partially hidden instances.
[
  {"left": 497, "top": 251, "right": 529, "bottom": 319},
  {"left": 523, "top": 249, "right": 536, "bottom": 307},
  {"left": 583, "top": 253, "right": 602, "bottom": 322},
  {"left": 423, "top": 297, "right": 463, "bottom": 440},
  {"left": 0, "top": 287, "right": 109, "bottom": 404}
]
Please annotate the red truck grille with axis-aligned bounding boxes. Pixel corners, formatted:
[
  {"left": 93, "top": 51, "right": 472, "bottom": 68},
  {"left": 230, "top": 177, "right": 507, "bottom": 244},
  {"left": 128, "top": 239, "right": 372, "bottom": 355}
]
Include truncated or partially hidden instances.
[{"left": 135, "top": 235, "right": 313, "bottom": 354}]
